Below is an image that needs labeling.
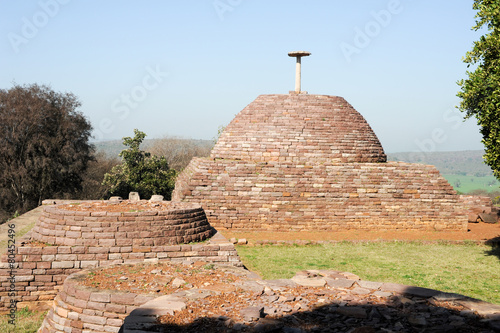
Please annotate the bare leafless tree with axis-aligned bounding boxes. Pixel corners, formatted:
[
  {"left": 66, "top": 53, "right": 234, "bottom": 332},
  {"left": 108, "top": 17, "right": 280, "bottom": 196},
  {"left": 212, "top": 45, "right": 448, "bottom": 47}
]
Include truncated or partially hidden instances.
[
  {"left": 75, "top": 152, "right": 119, "bottom": 200},
  {"left": 147, "top": 136, "right": 213, "bottom": 171}
]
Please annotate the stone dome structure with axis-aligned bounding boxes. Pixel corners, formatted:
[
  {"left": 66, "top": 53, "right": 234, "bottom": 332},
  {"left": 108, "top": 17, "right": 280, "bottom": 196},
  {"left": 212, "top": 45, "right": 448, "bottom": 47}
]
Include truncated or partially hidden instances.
[
  {"left": 173, "top": 92, "right": 467, "bottom": 232},
  {"left": 210, "top": 94, "right": 386, "bottom": 164}
]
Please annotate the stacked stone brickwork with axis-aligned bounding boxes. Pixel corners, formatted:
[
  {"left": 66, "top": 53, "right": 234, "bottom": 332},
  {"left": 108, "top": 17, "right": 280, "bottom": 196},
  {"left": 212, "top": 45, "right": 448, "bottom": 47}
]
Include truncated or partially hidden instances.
[
  {"left": 173, "top": 93, "right": 468, "bottom": 231},
  {"left": 174, "top": 158, "right": 466, "bottom": 231},
  {"left": 460, "top": 195, "right": 499, "bottom": 223},
  {"left": 459, "top": 195, "right": 494, "bottom": 213},
  {"left": 38, "top": 264, "right": 500, "bottom": 333},
  {"left": 0, "top": 202, "right": 241, "bottom": 312},
  {"left": 211, "top": 94, "right": 387, "bottom": 164},
  {"left": 31, "top": 202, "right": 213, "bottom": 246},
  {"left": 38, "top": 271, "right": 157, "bottom": 333}
]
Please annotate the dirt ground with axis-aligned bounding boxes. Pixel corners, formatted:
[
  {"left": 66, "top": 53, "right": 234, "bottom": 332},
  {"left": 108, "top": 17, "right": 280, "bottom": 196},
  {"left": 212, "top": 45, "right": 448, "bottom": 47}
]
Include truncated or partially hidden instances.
[{"left": 220, "top": 222, "right": 500, "bottom": 244}]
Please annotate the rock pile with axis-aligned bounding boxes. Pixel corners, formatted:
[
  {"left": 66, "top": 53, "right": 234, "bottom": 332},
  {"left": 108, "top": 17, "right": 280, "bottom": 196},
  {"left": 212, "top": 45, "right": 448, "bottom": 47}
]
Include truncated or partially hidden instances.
[{"left": 122, "top": 267, "right": 500, "bottom": 333}]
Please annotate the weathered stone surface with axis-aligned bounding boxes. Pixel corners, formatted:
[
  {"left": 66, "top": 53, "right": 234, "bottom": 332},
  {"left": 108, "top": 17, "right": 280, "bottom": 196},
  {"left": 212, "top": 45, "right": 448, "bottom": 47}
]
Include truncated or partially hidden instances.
[
  {"left": 139, "top": 295, "right": 186, "bottom": 312},
  {"left": 240, "top": 306, "right": 264, "bottom": 322},
  {"left": 253, "top": 317, "right": 284, "bottom": 332},
  {"left": 479, "top": 213, "right": 498, "bottom": 223},
  {"left": 337, "top": 306, "right": 367, "bottom": 319},
  {"left": 211, "top": 94, "right": 386, "bottom": 164},
  {"left": 172, "top": 93, "right": 469, "bottom": 232},
  {"left": 0, "top": 202, "right": 241, "bottom": 311},
  {"left": 457, "top": 299, "right": 500, "bottom": 316},
  {"left": 38, "top": 265, "right": 500, "bottom": 333},
  {"left": 291, "top": 275, "right": 326, "bottom": 287},
  {"left": 350, "top": 287, "right": 371, "bottom": 295},
  {"left": 149, "top": 195, "right": 164, "bottom": 202},
  {"left": 171, "top": 277, "right": 186, "bottom": 288},
  {"left": 357, "top": 280, "right": 383, "bottom": 290},
  {"left": 408, "top": 314, "right": 427, "bottom": 327},
  {"left": 325, "top": 278, "right": 355, "bottom": 289},
  {"left": 373, "top": 291, "right": 392, "bottom": 298},
  {"left": 129, "top": 192, "right": 140, "bottom": 202}
]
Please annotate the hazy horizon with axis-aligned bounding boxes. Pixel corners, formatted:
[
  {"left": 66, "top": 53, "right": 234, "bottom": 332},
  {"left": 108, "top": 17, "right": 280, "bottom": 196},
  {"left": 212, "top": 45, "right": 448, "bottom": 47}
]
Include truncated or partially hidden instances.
[{"left": 1, "top": 1, "right": 487, "bottom": 153}]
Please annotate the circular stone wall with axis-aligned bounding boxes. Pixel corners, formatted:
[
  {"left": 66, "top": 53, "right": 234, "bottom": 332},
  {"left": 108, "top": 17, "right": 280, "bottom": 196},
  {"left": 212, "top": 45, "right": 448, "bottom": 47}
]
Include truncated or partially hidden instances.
[{"left": 31, "top": 201, "right": 214, "bottom": 247}]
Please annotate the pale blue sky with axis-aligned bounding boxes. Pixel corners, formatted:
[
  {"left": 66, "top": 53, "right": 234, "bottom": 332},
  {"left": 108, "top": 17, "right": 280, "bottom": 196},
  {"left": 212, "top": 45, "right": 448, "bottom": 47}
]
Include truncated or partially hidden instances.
[{"left": 0, "top": 0, "right": 487, "bottom": 153}]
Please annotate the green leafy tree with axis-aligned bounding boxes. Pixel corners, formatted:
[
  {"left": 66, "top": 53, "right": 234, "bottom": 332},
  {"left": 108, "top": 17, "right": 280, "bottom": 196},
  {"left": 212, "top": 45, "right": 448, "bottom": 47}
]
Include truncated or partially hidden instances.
[
  {"left": 457, "top": 0, "right": 500, "bottom": 179},
  {"left": 103, "top": 129, "right": 177, "bottom": 200},
  {"left": 0, "top": 83, "right": 94, "bottom": 220}
]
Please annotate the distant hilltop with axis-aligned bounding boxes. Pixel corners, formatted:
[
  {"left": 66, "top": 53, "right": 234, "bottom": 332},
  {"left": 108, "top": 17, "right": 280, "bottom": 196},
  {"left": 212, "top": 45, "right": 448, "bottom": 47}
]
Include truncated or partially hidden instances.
[
  {"left": 387, "top": 150, "right": 492, "bottom": 177},
  {"left": 93, "top": 140, "right": 493, "bottom": 178},
  {"left": 94, "top": 139, "right": 493, "bottom": 177}
]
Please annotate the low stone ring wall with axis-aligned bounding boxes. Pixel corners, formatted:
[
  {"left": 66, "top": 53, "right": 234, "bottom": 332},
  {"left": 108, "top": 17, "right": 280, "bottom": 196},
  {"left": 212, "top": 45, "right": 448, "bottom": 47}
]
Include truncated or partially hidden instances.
[
  {"left": 38, "top": 262, "right": 500, "bottom": 333},
  {"left": 38, "top": 267, "right": 155, "bottom": 333},
  {"left": 30, "top": 201, "right": 213, "bottom": 247},
  {"left": 0, "top": 201, "right": 241, "bottom": 312}
]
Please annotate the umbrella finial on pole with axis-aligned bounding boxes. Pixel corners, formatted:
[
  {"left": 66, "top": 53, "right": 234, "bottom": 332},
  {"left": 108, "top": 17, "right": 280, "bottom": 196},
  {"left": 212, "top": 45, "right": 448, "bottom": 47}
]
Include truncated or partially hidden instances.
[{"left": 288, "top": 51, "right": 311, "bottom": 93}]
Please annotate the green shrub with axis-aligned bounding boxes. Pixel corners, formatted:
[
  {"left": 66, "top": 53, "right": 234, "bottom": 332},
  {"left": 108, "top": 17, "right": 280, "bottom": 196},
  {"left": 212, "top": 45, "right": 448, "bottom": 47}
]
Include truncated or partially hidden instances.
[{"left": 103, "top": 129, "right": 177, "bottom": 200}]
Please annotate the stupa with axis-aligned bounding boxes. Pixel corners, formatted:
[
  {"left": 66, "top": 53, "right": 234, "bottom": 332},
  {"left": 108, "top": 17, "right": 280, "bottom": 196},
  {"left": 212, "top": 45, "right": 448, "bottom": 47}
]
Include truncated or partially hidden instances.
[{"left": 173, "top": 52, "right": 467, "bottom": 231}]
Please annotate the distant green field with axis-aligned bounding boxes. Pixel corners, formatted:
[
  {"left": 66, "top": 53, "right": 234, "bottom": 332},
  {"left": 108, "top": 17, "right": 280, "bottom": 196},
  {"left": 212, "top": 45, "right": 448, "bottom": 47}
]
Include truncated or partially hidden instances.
[{"left": 442, "top": 174, "right": 500, "bottom": 193}]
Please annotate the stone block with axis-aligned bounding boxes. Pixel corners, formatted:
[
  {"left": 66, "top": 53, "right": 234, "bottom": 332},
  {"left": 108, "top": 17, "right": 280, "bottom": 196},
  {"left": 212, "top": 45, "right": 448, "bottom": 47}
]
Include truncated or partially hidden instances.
[
  {"left": 110, "top": 293, "right": 136, "bottom": 305},
  {"left": 90, "top": 292, "right": 110, "bottom": 303},
  {"left": 105, "top": 303, "right": 126, "bottom": 313},
  {"left": 52, "top": 261, "right": 74, "bottom": 269}
]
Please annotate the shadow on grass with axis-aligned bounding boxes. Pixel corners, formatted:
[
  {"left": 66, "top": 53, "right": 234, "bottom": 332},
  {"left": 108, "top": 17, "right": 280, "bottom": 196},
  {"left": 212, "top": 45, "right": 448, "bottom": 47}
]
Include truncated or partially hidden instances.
[
  {"left": 120, "top": 295, "right": 498, "bottom": 333},
  {"left": 485, "top": 235, "right": 500, "bottom": 261}
]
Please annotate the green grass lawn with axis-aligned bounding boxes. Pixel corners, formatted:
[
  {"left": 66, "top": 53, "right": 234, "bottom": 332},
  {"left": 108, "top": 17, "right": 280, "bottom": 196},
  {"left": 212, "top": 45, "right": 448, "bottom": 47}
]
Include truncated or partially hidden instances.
[
  {"left": 443, "top": 174, "right": 500, "bottom": 193},
  {"left": 3, "top": 242, "right": 499, "bottom": 330},
  {"left": 237, "top": 241, "right": 500, "bottom": 305}
]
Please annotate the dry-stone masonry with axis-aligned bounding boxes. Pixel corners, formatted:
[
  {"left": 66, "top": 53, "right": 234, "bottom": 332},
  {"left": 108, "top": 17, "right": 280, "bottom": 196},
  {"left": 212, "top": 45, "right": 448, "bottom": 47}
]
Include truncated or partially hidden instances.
[
  {"left": 31, "top": 201, "right": 213, "bottom": 246},
  {"left": 0, "top": 201, "right": 240, "bottom": 312},
  {"left": 210, "top": 94, "right": 387, "bottom": 164},
  {"left": 38, "top": 263, "right": 500, "bottom": 332},
  {"left": 173, "top": 93, "right": 468, "bottom": 231},
  {"left": 460, "top": 195, "right": 499, "bottom": 223}
]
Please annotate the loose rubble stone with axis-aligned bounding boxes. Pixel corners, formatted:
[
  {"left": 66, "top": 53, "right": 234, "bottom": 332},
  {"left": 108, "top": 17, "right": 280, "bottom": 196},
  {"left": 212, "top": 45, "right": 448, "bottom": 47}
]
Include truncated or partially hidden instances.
[
  {"left": 337, "top": 306, "right": 368, "bottom": 319},
  {"left": 326, "top": 278, "right": 356, "bottom": 289},
  {"left": 357, "top": 281, "right": 383, "bottom": 290},
  {"left": 373, "top": 291, "right": 392, "bottom": 298},
  {"left": 129, "top": 191, "right": 140, "bottom": 202},
  {"left": 351, "top": 287, "right": 372, "bottom": 295},
  {"left": 291, "top": 275, "right": 326, "bottom": 287},
  {"left": 149, "top": 195, "right": 164, "bottom": 202},
  {"left": 408, "top": 314, "right": 428, "bottom": 327},
  {"left": 240, "top": 306, "right": 264, "bottom": 322},
  {"left": 41, "top": 267, "right": 500, "bottom": 333},
  {"left": 253, "top": 317, "right": 283, "bottom": 332},
  {"left": 171, "top": 277, "right": 186, "bottom": 288},
  {"left": 237, "top": 238, "right": 248, "bottom": 245}
]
